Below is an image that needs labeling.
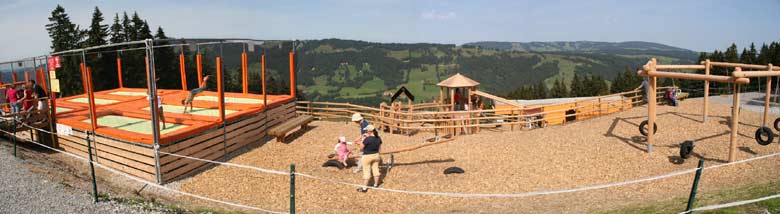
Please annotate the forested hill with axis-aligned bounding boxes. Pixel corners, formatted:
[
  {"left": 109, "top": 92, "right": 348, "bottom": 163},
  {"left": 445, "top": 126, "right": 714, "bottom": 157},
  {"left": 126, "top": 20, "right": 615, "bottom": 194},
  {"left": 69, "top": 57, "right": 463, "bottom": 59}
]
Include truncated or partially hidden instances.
[
  {"left": 464, "top": 41, "right": 697, "bottom": 59},
  {"left": 296, "top": 39, "right": 698, "bottom": 106}
]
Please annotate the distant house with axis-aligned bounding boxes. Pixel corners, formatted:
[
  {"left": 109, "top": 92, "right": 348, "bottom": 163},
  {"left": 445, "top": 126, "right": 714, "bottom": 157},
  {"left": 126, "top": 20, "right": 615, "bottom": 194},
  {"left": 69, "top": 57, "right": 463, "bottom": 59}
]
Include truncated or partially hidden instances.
[{"left": 383, "top": 91, "right": 393, "bottom": 96}]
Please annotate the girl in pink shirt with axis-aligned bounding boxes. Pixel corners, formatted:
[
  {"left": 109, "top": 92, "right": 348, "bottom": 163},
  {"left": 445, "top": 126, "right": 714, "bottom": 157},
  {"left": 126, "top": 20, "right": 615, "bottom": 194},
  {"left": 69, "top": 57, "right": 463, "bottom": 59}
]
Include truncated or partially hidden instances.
[{"left": 334, "top": 136, "right": 352, "bottom": 167}]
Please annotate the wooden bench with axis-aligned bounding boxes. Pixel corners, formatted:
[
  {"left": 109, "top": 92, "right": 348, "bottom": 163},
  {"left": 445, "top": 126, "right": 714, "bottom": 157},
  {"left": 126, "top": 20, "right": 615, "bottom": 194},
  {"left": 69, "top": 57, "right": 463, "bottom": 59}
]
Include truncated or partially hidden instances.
[{"left": 268, "top": 115, "right": 314, "bottom": 142}]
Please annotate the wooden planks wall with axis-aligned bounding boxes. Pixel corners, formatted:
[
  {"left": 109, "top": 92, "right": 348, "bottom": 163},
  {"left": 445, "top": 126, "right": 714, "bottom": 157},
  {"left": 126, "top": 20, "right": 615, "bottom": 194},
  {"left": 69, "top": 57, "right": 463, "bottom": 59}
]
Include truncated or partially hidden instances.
[{"left": 8, "top": 101, "right": 297, "bottom": 183}]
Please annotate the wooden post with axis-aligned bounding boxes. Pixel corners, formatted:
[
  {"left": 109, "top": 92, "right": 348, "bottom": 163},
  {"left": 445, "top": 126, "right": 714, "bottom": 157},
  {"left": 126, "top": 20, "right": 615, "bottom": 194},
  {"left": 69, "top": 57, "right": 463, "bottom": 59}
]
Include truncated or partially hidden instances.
[
  {"left": 117, "top": 57, "right": 124, "bottom": 88},
  {"left": 241, "top": 52, "right": 248, "bottom": 94},
  {"left": 24, "top": 71, "right": 29, "bottom": 82},
  {"left": 262, "top": 54, "right": 267, "bottom": 108},
  {"left": 439, "top": 87, "right": 444, "bottom": 104},
  {"left": 764, "top": 64, "right": 774, "bottom": 126},
  {"left": 647, "top": 58, "right": 657, "bottom": 152},
  {"left": 196, "top": 54, "right": 203, "bottom": 86},
  {"left": 179, "top": 53, "right": 187, "bottom": 91},
  {"left": 703, "top": 59, "right": 711, "bottom": 122},
  {"left": 216, "top": 57, "right": 225, "bottom": 121},
  {"left": 12, "top": 71, "right": 17, "bottom": 83},
  {"left": 289, "top": 51, "right": 296, "bottom": 98},
  {"left": 729, "top": 75, "right": 741, "bottom": 163}
]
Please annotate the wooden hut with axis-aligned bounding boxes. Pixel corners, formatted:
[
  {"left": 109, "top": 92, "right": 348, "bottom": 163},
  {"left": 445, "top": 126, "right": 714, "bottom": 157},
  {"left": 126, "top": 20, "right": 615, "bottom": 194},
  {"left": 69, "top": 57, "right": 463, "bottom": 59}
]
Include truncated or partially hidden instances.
[{"left": 437, "top": 73, "right": 480, "bottom": 111}]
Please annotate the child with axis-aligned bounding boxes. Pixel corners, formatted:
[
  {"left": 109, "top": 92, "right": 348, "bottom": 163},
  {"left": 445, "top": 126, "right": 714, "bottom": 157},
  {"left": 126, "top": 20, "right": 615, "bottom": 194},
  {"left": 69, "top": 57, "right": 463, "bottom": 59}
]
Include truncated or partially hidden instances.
[
  {"left": 181, "top": 75, "right": 211, "bottom": 113},
  {"left": 334, "top": 136, "right": 352, "bottom": 168}
]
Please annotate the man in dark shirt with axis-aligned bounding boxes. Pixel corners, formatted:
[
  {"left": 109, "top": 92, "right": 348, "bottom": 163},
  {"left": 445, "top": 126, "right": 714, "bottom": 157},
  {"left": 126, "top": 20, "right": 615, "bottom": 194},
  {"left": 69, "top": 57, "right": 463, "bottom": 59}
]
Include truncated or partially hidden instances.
[
  {"left": 357, "top": 124, "right": 382, "bottom": 192},
  {"left": 30, "top": 80, "right": 47, "bottom": 111}
]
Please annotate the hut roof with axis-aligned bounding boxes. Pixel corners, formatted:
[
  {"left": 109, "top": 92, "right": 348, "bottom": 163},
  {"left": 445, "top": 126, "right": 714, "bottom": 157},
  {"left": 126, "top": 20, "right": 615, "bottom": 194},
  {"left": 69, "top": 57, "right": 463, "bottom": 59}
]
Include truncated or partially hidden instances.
[{"left": 436, "top": 73, "right": 480, "bottom": 88}]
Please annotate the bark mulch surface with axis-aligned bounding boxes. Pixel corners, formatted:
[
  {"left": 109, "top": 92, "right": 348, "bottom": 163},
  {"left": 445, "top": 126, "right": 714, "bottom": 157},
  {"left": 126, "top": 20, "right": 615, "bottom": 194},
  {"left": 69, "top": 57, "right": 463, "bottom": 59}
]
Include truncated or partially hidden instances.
[{"left": 176, "top": 98, "right": 780, "bottom": 213}]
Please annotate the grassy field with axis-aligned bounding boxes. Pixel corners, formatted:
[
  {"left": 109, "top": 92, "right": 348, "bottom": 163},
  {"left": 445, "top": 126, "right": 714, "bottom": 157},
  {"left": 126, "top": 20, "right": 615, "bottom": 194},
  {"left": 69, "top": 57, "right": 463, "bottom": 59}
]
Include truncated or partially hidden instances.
[
  {"left": 601, "top": 180, "right": 780, "bottom": 214},
  {"left": 396, "top": 66, "right": 439, "bottom": 102}
]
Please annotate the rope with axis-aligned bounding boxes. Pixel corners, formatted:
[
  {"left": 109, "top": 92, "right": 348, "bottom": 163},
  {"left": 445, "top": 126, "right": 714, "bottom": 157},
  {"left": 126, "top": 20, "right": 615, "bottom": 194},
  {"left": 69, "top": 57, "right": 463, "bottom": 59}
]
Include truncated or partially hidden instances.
[
  {"left": 11, "top": 118, "right": 780, "bottom": 200},
  {"left": 1, "top": 123, "right": 288, "bottom": 214},
  {"left": 680, "top": 192, "right": 780, "bottom": 214}
]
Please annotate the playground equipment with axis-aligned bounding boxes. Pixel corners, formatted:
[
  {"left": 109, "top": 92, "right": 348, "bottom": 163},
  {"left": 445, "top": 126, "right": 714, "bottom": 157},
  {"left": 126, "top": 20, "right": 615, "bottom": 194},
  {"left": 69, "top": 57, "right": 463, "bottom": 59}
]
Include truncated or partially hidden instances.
[
  {"left": 300, "top": 73, "right": 656, "bottom": 136},
  {"left": 638, "top": 58, "right": 779, "bottom": 162},
  {"left": 1, "top": 38, "right": 303, "bottom": 184}
]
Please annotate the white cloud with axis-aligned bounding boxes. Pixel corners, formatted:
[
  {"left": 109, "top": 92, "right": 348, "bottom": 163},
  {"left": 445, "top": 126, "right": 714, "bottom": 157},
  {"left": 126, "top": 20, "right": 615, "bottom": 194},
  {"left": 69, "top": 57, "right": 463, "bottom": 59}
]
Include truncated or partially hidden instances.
[{"left": 421, "top": 10, "right": 456, "bottom": 21}]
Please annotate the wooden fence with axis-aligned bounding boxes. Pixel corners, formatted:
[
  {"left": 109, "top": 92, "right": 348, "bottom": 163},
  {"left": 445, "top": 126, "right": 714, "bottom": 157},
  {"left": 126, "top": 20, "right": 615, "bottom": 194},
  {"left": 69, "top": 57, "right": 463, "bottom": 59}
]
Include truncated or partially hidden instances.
[{"left": 298, "top": 87, "right": 676, "bottom": 136}]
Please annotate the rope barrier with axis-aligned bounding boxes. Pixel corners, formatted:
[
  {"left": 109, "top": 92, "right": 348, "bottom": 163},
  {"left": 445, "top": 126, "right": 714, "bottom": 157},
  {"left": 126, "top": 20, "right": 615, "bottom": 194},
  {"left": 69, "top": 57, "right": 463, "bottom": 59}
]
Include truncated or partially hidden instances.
[
  {"left": 0, "top": 123, "right": 288, "bottom": 214},
  {"left": 680, "top": 193, "right": 780, "bottom": 214},
  {"left": 9, "top": 117, "right": 780, "bottom": 202}
]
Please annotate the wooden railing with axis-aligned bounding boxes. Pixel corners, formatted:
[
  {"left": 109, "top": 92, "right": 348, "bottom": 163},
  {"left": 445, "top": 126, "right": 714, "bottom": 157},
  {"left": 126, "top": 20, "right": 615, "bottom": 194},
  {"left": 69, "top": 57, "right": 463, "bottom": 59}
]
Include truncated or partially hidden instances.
[{"left": 297, "top": 87, "right": 675, "bottom": 136}]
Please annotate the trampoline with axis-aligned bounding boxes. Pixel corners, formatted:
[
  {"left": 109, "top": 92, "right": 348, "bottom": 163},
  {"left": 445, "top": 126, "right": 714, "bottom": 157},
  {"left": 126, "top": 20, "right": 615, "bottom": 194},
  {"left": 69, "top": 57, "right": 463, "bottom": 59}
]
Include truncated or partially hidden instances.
[{"left": 55, "top": 87, "right": 293, "bottom": 145}]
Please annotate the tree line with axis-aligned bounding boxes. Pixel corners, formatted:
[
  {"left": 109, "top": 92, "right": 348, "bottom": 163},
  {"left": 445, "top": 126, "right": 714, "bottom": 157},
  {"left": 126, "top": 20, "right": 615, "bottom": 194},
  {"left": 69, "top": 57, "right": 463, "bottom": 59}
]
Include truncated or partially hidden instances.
[{"left": 46, "top": 5, "right": 171, "bottom": 96}]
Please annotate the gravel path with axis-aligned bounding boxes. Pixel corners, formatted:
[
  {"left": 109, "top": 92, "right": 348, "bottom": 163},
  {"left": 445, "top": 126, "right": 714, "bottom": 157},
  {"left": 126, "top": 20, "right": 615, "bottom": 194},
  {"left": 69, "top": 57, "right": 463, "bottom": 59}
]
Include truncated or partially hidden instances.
[{"left": 0, "top": 144, "right": 159, "bottom": 214}]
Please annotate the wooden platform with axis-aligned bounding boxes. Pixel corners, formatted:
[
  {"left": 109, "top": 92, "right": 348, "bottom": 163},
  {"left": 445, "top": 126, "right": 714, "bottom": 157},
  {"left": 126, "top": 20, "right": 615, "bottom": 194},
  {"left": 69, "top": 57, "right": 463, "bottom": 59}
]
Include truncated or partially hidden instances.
[{"left": 5, "top": 100, "right": 297, "bottom": 183}]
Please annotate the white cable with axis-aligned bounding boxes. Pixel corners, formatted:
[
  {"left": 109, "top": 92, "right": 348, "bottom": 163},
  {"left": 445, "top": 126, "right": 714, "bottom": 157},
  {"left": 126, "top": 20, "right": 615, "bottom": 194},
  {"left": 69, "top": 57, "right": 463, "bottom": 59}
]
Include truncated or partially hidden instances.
[
  {"left": 12, "top": 119, "right": 780, "bottom": 199},
  {"left": 679, "top": 193, "right": 780, "bottom": 214},
  {"left": 0, "top": 127, "right": 288, "bottom": 214},
  {"left": 158, "top": 151, "right": 288, "bottom": 176}
]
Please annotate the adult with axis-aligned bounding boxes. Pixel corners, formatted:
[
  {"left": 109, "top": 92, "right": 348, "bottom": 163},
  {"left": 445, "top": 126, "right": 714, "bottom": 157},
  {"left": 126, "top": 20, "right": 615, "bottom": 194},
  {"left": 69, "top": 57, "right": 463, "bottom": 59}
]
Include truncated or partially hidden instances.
[
  {"left": 30, "top": 80, "right": 48, "bottom": 111},
  {"left": 453, "top": 88, "right": 461, "bottom": 110},
  {"left": 6, "top": 84, "right": 19, "bottom": 114},
  {"left": 21, "top": 83, "right": 36, "bottom": 112},
  {"left": 356, "top": 124, "right": 382, "bottom": 192},
  {"left": 181, "top": 75, "right": 211, "bottom": 113},
  {"left": 351, "top": 113, "right": 369, "bottom": 174}
]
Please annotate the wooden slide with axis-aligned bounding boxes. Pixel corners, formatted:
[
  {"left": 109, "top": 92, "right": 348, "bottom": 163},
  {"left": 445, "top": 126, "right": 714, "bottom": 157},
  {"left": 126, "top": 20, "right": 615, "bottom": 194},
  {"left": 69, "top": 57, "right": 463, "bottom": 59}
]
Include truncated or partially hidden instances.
[{"left": 471, "top": 90, "right": 524, "bottom": 109}]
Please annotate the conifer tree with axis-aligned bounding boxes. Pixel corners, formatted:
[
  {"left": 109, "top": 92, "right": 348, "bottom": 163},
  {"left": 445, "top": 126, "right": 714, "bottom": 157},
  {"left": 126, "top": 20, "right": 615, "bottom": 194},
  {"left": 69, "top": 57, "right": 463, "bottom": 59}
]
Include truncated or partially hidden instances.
[{"left": 109, "top": 13, "right": 124, "bottom": 44}]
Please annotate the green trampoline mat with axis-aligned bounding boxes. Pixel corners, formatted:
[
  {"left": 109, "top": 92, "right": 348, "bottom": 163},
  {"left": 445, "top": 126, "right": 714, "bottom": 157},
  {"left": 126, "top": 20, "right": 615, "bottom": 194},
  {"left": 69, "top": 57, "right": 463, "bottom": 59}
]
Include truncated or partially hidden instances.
[
  {"left": 193, "top": 96, "right": 269, "bottom": 105},
  {"left": 142, "top": 105, "right": 238, "bottom": 117},
  {"left": 56, "top": 107, "right": 73, "bottom": 113},
  {"left": 68, "top": 97, "right": 119, "bottom": 105},
  {"left": 109, "top": 91, "right": 148, "bottom": 96},
  {"left": 82, "top": 115, "right": 187, "bottom": 135}
]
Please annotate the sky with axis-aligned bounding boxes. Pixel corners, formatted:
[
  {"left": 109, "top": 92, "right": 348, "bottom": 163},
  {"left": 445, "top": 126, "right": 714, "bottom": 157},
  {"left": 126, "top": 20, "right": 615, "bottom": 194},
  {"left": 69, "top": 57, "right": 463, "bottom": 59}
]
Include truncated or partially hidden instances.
[{"left": 0, "top": 0, "right": 779, "bottom": 62}]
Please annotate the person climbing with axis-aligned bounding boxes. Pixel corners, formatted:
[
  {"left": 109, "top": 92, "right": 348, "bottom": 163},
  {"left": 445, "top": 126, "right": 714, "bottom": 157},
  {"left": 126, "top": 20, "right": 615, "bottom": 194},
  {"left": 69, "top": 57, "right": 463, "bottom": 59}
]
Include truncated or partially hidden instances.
[
  {"left": 666, "top": 88, "right": 678, "bottom": 106},
  {"left": 6, "top": 84, "right": 19, "bottom": 114},
  {"left": 356, "top": 124, "right": 382, "bottom": 193},
  {"left": 334, "top": 136, "right": 352, "bottom": 168},
  {"left": 181, "top": 75, "right": 211, "bottom": 113},
  {"left": 30, "top": 80, "right": 47, "bottom": 111},
  {"left": 147, "top": 78, "right": 166, "bottom": 129},
  {"left": 351, "top": 113, "right": 370, "bottom": 174}
]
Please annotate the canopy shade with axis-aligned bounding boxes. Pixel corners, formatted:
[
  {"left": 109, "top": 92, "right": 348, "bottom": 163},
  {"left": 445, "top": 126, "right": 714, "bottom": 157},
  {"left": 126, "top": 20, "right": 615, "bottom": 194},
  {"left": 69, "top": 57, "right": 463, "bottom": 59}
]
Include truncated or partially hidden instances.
[{"left": 436, "top": 73, "right": 480, "bottom": 88}]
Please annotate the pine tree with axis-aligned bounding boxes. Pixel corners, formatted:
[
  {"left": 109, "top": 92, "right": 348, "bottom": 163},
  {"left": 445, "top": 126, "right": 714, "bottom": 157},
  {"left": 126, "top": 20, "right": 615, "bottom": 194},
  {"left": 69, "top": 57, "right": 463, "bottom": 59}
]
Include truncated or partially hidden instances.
[
  {"left": 570, "top": 73, "right": 584, "bottom": 97},
  {"left": 551, "top": 78, "right": 568, "bottom": 98},
  {"left": 534, "top": 81, "right": 548, "bottom": 99},
  {"left": 122, "top": 12, "right": 134, "bottom": 41},
  {"left": 138, "top": 20, "right": 152, "bottom": 39},
  {"left": 109, "top": 13, "right": 124, "bottom": 44},
  {"left": 45, "top": 5, "right": 82, "bottom": 95},
  {"left": 758, "top": 43, "right": 770, "bottom": 64},
  {"left": 611, "top": 71, "right": 625, "bottom": 93},
  {"left": 130, "top": 12, "right": 145, "bottom": 41},
  {"left": 153, "top": 26, "right": 178, "bottom": 89},
  {"left": 85, "top": 7, "right": 108, "bottom": 47}
]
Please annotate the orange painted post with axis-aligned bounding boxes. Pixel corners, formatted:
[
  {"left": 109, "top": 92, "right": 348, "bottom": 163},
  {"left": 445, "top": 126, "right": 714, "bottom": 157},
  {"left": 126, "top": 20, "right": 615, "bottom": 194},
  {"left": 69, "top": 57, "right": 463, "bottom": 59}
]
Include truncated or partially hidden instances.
[
  {"left": 117, "top": 57, "right": 124, "bottom": 88},
  {"left": 262, "top": 54, "right": 267, "bottom": 107},
  {"left": 289, "top": 51, "right": 295, "bottom": 98},
  {"left": 24, "top": 71, "right": 30, "bottom": 82},
  {"left": 242, "top": 52, "right": 248, "bottom": 94},
  {"left": 145, "top": 56, "right": 150, "bottom": 85},
  {"left": 197, "top": 54, "right": 203, "bottom": 86},
  {"left": 80, "top": 63, "right": 88, "bottom": 93},
  {"left": 86, "top": 67, "right": 98, "bottom": 131},
  {"left": 179, "top": 53, "right": 187, "bottom": 91},
  {"left": 38, "top": 69, "right": 48, "bottom": 93},
  {"left": 12, "top": 71, "right": 17, "bottom": 84},
  {"left": 216, "top": 57, "right": 225, "bottom": 121}
]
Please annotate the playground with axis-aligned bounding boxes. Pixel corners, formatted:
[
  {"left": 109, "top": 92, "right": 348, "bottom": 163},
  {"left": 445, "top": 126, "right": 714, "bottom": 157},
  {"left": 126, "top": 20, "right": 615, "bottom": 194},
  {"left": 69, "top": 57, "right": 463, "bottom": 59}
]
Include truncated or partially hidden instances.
[
  {"left": 175, "top": 97, "right": 780, "bottom": 213},
  {"left": 2, "top": 37, "right": 780, "bottom": 213}
]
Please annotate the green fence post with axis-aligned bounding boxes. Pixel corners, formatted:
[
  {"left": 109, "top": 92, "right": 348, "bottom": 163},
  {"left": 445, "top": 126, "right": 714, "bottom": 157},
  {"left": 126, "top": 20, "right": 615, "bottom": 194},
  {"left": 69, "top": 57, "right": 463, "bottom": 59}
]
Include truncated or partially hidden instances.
[
  {"left": 290, "top": 164, "right": 296, "bottom": 214},
  {"left": 12, "top": 117, "right": 17, "bottom": 157},
  {"left": 86, "top": 131, "right": 99, "bottom": 203},
  {"left": 685, "top": 159, "right": 705, "bottom": 212}
]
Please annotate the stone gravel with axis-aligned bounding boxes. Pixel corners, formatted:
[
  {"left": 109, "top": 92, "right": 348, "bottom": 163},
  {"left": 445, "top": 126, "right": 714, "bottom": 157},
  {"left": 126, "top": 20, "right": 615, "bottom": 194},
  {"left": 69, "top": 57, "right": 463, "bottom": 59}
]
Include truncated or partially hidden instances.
[{"left": 0, "top": 144, "right": 165, "bottom": 214}]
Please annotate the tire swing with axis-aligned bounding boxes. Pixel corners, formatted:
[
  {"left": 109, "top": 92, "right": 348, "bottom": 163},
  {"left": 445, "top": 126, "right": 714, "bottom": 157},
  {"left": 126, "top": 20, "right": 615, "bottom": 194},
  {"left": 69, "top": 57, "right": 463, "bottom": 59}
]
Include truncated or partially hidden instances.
[
  {"left": 756, "top": 126, "right": 775, "bottom": 146},
  {"left": 639, "top": 120, "right": 657, "bottom": 136},
  {"left": 773, "top": 118, "right": 780, "bottom": 132},
  {"left": 679, "top": 140, "right": 695, "bottom": 159}
]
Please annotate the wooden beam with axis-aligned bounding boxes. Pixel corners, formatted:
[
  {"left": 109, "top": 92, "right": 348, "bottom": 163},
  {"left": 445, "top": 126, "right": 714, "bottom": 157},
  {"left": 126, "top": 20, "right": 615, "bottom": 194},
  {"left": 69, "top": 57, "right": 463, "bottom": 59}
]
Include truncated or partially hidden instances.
[
  {"left": 647, "top": 58, "right": 657, "bottom": 152},
  {"left": 638, "top": 70, "right": 749, "bottom": 84},
  {"left": 764, "top": 64, "right": 774, "bottom": 126},
  {"left": 655, "top": 65, "right": 706, "bottom": 70},
  {"left": 705, "top": 61, "right": 780, "bottom": 70},
  {"left": 729, "top": 81, "right": 740, "bottom": 162},
  {"left": 703, "top": 59, "right": 710, "bottom": 122},
  {"left": 731, "top": 70, "right": 780, "bottom": 78}
]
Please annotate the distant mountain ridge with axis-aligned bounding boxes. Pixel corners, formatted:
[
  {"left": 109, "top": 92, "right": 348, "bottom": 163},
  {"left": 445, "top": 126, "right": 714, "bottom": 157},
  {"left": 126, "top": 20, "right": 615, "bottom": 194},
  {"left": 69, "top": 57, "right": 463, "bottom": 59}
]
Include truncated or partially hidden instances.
[{"left": 464, "top": 41, "right": 697, "bottom": 60}]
